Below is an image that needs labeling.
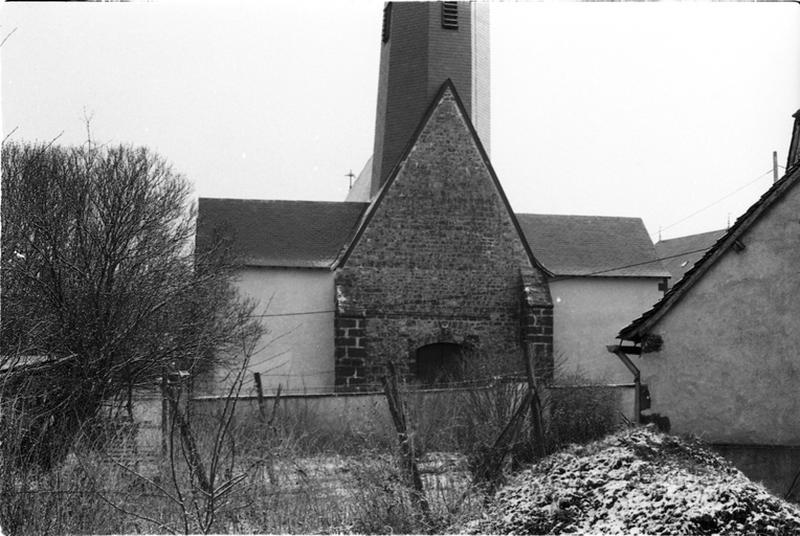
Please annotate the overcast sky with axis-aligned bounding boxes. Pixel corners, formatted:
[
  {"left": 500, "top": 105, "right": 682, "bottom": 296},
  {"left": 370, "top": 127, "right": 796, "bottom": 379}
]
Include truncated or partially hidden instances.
[{"left": 2, "top": 1, "right": 798, "bottom": 241}]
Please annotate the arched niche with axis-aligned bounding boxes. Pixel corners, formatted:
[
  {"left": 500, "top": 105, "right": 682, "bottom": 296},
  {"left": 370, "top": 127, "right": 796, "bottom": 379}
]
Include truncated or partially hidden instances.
[{"left": 414, "top": 342, "right": 468, "bottom": 385}]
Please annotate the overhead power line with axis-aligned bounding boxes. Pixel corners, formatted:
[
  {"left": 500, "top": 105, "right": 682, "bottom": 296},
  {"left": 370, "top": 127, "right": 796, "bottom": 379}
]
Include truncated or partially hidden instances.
[
  {"left": 247, "top": 244, "right": 717, "bottom": 319},
  {"left": 570, "top": 247, "right": 710, "bottom": 279},
  {"left": 661, "top": 168, "right": 774, "bottom": 233},
  {"left": 251, "top": 309, "right": 335, "bottom": 318},
  {"left": 244, "top": 169, "right": 782, "bottom": 320},
  {"left": 239, "top": 168, "right": 782, "bottom": 320}
]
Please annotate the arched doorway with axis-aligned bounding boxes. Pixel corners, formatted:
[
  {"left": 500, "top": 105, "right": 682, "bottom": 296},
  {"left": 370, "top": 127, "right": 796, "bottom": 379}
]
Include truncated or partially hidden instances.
[{"left": 415, "top": 343, "right": 466, "bottom": 385}]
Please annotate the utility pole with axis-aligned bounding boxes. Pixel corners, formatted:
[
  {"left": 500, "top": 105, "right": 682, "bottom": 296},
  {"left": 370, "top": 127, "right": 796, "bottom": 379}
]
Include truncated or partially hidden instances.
[{"left": 773, "top": 151, "right": 779, "bottom": 183}]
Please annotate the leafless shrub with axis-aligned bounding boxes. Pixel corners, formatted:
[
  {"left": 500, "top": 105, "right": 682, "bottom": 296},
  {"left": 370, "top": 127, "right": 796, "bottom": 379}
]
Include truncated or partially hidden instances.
[
  {"left": 1, "top": 140, "right": 261, "bottom": 468},
  {"left": 545, "top": 379, "right": 621, "bottom": 451}
]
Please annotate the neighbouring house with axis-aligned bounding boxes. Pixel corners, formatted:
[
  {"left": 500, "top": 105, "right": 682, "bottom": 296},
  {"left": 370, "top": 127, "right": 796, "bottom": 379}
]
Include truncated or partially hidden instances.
[
  {"left": 612, "top": 108, "right": 800, "bottom": 500},
  {"left": 655, "top": 228, "right": 726, "bottom": 289},
  {"left": 518, "top": 215, "right": 668, "bottom": 384},
  {"left": 196, "top": 2, "right": 665, "bottom": 395},
  {"left": 0, "top": 354, "right": 69, "bottom": 398}
]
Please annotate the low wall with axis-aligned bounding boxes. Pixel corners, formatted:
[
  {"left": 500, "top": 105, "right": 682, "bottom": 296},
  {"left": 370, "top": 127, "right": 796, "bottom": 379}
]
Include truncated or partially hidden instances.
[
  {"left": 191, "top": 388, "right": 395, "bottom": 437},
  {"left": 133, "top": 382, "right": 636, "bottom": 454},
  {"left": 130, "top": 392, "right": 163, "bottom": 457},
  {"left": 189, "top": 382, "right": 637, "bottom": 443},
  {"left": 712, "top": 443, "right": 800, "bottom": 502}
]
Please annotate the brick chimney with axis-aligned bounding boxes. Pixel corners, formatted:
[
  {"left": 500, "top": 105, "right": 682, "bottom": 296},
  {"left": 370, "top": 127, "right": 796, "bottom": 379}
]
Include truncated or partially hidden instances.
[
  {"left": 370, "top": 1, "right": 490, "bottom": 197},
  {"left": 787, "top": 109, "right": 800, "bottom": 171}
]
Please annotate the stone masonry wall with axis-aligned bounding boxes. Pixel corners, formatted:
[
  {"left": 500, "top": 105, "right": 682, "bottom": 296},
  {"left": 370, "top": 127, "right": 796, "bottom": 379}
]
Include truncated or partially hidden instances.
[
  {"left": 334, "top": 316, "right": 369, "bottom": 389},
  {"left": 335, "top": 88, "right": 551, "bottom": 390},
  {"left": 522, "top": 269, "right": 554, "bottom": 380},
  {"left": 522, "top": 305, "right": 555, "bottom": 380}
]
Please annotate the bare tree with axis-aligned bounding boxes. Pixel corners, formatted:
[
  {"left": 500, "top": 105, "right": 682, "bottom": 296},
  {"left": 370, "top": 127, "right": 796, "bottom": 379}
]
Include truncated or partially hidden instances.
[
  {"left": 0, "top": 140, "right": 262, "bottom": 467},
  {"left": 74, "top": 337, "right": 258, "bottom": 535}
]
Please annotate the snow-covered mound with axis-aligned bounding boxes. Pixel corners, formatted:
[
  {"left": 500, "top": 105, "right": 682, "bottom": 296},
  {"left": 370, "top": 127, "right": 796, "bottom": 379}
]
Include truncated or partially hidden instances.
[{"left": 463, "top": 426, "right": 800, "bottom": 535}]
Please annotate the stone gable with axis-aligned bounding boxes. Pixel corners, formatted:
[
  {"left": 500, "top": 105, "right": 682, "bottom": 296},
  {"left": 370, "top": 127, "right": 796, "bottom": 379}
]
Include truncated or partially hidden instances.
[{"left": 335, "top": 86, "right": 551, "bottom": 389}]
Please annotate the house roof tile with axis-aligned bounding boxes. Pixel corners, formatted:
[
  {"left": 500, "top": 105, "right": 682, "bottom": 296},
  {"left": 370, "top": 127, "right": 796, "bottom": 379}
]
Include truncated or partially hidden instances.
[
  {"left": 655, "top": 229, "right": 726, "bottom": 285},
  {"left": 196, "top": 198, "right": 368, "bottom": 268},
  {"left": 516, "top": 214, "right": 669, "bottom": 278}
]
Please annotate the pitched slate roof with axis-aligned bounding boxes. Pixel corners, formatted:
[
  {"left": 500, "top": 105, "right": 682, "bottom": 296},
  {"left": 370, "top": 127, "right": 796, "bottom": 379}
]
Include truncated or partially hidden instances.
[
  {"left": 196, "top": 204, "right": 667, "bottom": 276},
  {"left": 196, "top": 198, "right": 367, "bottom": 268},
  {"left": 516, "top": 214, "right": 669, "bottom": 278},
  {"left": 619, "top": 161, "right": 800, "bottom": 342},
  {"left": 655, "top": 229, "right": 726, "bottom": 286}
]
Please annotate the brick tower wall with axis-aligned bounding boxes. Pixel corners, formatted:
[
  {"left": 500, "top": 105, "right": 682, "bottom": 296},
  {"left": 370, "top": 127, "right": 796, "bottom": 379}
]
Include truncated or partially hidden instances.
[{"left": 371, "top": 2, "right": 490, "bottom": 197}]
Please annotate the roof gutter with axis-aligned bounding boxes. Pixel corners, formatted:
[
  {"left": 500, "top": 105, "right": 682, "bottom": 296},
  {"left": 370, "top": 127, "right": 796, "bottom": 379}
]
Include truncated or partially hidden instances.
[{"left": 607, "top": 344, "right": 649, "bottom": 424}]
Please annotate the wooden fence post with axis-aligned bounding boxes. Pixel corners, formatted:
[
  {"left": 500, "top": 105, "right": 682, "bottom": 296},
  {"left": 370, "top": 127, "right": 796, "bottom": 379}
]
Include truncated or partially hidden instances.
[
  {"left": 253, "top": 373, "right": 281, "bottom": 485},
  {"left": 254, "top": 372, "right": 266, "bottom": 421},
  {"left": 160, "top": 372, "right": 168, "bottom": 457},
  {"left": 470, "top": 388, "right": 532, "bottom": 492},
  {"left": 268, "top": 383, "right": 282, "bottom": 427},
  {"left": 524, "top": 342, "right": 547, "bottom": 458},
  {"left": 382, "top": 362, "right": 430, "bottom": 523}
]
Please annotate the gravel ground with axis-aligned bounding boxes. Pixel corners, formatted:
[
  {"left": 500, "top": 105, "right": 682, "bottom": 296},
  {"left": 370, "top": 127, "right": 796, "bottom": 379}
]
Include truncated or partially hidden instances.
[{"left": 461, "top": 426, "right": 800, "bottom": 535}]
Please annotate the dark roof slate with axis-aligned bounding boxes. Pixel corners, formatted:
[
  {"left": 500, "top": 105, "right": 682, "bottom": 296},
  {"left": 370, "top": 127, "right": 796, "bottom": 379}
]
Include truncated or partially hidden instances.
[
  {"left": 196, "top": 198, "right": 368, "bottom": 268},
  {"left": 196, "top": 200, "right": 666, "bottom": 275},
  {"left": 655, "top": 229, "right": 726, "bottom": 285},
  {"left": 516, "top": 214, "right": 668, "bottom": 278},
  {"left": 619, "top": 162, "right": 800, "bottom": 342}
]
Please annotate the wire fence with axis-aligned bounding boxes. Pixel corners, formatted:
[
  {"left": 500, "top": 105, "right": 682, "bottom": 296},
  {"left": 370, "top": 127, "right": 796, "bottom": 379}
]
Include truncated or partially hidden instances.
[
  {"left": 1, "top": 370, "right": 632, "bottom": 536},
  {"left": 192, "top": 372, "right": 535, "bottom": 399}
]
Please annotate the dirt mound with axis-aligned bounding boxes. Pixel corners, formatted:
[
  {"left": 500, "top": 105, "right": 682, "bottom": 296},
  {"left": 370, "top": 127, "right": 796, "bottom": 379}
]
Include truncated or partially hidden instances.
[{"left": 462, "top": 426, "right": 800, "bottom": 535}]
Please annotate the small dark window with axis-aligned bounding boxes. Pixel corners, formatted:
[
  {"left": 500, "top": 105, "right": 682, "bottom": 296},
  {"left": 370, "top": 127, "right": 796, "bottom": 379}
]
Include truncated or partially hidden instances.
[
  {"left": 382, "top": 3, "right": 392, "bottom": 43},
  {"left": 441, "top": 2, "right": 458, "bottom": 30}
]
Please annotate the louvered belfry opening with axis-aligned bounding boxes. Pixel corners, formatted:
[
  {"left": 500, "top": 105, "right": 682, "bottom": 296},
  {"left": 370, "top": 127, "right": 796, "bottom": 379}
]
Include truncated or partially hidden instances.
[
  {"left": 382, "top": 2, "right": 392, "bottom": 44},
  {"left": 441, "top": 1, "right": 459, "bottom": 30}
]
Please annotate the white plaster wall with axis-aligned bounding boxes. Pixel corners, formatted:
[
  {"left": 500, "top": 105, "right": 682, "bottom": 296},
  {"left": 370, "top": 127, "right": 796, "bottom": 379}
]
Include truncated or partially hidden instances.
[
  {"left": 638, "top": 184, "right": 800, "bottom": 445},
  {"left": 551, "top": 278, "right": 663, "bottom": 384},
  {"left": 212, "top": 267, "right": 335, "bottom": 395}
]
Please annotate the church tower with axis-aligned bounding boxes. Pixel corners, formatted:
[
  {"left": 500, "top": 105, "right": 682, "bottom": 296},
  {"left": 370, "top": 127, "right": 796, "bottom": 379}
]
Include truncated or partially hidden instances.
[{"left": 369, "top": 1, "right": 490, "bottom": 197}]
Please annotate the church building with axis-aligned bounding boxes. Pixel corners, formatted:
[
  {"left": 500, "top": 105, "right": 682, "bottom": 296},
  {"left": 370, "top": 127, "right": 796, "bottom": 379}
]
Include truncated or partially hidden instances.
[{"left": 196, "top": 2, "right": 666, "bottom": 394}]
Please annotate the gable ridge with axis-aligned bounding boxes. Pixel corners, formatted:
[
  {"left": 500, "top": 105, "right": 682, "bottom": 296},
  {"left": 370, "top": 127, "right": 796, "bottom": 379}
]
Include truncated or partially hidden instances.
[
  {"left": 334, "top": 79, "right": 551, "bottom": 277},
  {"left": 619, "top": 163, "right": 800, "bottom": 342}
]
